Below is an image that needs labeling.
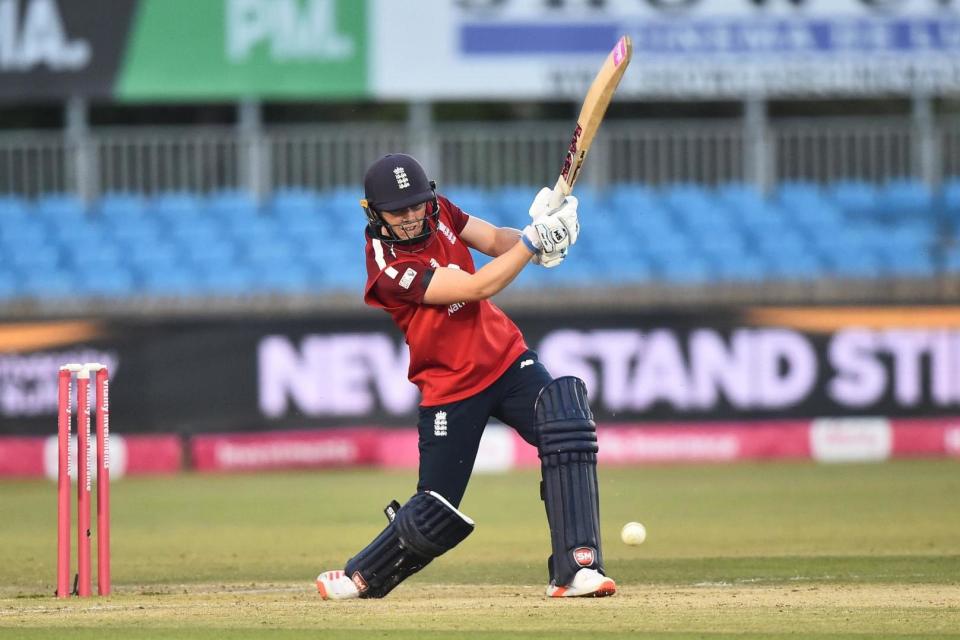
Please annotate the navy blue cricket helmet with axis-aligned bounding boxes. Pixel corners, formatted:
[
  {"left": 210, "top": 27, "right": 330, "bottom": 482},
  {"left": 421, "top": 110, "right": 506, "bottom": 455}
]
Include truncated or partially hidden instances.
[{"left": 361, "top": 153, "right": 439, "bottom": 245}]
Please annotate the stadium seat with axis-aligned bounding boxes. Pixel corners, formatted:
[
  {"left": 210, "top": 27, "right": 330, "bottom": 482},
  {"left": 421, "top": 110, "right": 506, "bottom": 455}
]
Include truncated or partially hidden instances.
[
  {"left": 0, "top": 271, "right": 19, "bottom": 299},
  {"left": 97, "top": 192, "right": 148, "bottom": 219},
  {"left": 0, "top": 195, "right": 31, "bottom": 218},
  {"left": 150, "top": 192, "right": 203, "bottom": 220},
  {"left": 140, "top": 266, "right": 202, "bottom": 296},
  {"left": 828, "top": 180, "right": 878, "bottom": 218},
  {"left": 441, "top": 185, "right": 494, "bottom": 218},
  {"left": 764, "top": 252, "right": 824, "bottom": 280},
  {"left": 36, "top": 194, "right": 87, "bottom": 220},
  {"left": 943, "top": 178, "right": 960, "bottom": 220},
  {"left": 207, "top": 189, "right": 259, "bottom": 218},
  {"left": 944, "top": 247, "right": 960, "bottom": 273},
  {"left": 197, "top": 265, "right": 255, "bottom": 296},
  {"left": 77, "top": 269, "right": 138, "bottom": 297},
  {"left": 879, "top": 178, "right": 934, "bottom": 219},
  {"left": 882, "top": 251, "right": 936, "bottom": 278},
  {"left": 20, "top": 269, "right": 76, "bottom": 298},
  {"left": 656, "top": 255, "right": 712, "bottom": 284},
  {"left": 269, "top": 188, "right": 322, "bottom": 219},
  {"left": 826, "top": 250, "right": 883, "bottom": 279},
  {"left": 715, "top": 254, "right": 768, "bottom": 282}
]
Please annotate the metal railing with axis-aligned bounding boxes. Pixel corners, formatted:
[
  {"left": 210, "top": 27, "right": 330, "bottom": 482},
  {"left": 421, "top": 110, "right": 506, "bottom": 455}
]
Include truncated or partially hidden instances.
[{"left": 0, "top": 116, "right": 958, "bottom": 200}]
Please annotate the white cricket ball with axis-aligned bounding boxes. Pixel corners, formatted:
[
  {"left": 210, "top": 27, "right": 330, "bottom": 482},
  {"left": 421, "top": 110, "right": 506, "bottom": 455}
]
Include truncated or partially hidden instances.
[{"left": 620, "top": 521, "right": 646, "bottom": 546}]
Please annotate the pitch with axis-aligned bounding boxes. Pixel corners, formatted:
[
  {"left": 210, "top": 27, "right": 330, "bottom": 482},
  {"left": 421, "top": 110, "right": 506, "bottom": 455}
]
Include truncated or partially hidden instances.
[{"left": 1, "top": 461, "right": 958, "bottom": 638}]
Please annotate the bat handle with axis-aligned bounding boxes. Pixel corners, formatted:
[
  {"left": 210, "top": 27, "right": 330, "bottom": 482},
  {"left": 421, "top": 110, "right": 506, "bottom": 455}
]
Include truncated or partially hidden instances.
[{"left": 548, "top": 176, "right": 571, "bottom": 211}]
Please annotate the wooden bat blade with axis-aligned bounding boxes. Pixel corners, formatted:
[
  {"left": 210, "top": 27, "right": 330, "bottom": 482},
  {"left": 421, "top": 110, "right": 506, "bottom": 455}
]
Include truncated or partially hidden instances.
[{"left": 549, "top": 35, "right": 633, "bottom": 209}]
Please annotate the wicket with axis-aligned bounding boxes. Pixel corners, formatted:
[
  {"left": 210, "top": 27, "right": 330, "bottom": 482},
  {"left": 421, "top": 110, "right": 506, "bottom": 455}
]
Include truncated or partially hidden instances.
[{"left": 56, "top": 363, "right": 110, "bottom": 598}]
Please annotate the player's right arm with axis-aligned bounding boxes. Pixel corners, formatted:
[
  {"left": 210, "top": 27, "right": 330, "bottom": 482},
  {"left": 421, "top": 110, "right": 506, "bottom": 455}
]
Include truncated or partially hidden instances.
[
  {"left": 423, "top": 240, "right": 534, "bottom": 305},
  {"left": 423, "top": 194, "right": 579, "bottom": 305}
]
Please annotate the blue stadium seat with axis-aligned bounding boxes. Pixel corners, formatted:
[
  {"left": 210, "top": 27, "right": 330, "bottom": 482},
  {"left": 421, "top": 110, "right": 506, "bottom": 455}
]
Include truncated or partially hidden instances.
[
  {"left": 716, "top": 182, "right": 764, "bottom": 210},
  {"left": 826, "top": 250, "right": 882, "bottom": 278},
  {"left": 0, "top": 195, "right": 31, "bottom": 218},
  {"left": 942, "top": 178, "right": 960, "bottom": 220},
  {"left": 97, "top": 192, "right": 147, "bottom": 219},
  {"left": 62, "top": 242, "right": 124, "bottom": 272},
  {"left": 197, "top": 265, "right": 255, "bottom": 295},
  {"left": 775, "top": 180, "right": 825, "bottom": 211},
  {"left": 945, "top": 247, "right": 960, "bottom": 273},
  {"left": 879, "top": 178, "right": 933, "bottom": 219},
  {"left": 269, "top": 188, "right": 322, "bottom": 219},
  {"left": 6, "top": 244, "right": 61, "bottom": 271},
  {"left": 656, "top": 255, "right": 713, "bottom": 284},
  {"left": 181, "top": 238, "right": 237, "bottom": 270},
  {"left": 715, "top": 254, "right": 768, "bottom": 282},
  {"left": 108, "top": 215, "right": 163, "bottom": 245},
  {"left": 150, "top": 192, "right": 203, "bottom": 220},
  {"left": 441, "top": 185, "right": 494, "bottom": 218},
  {"left": 167, "top": 217, "right": 225, "bottom": 245},
  {"left": 326, "top": 187, "right": 362, "bottom": 216},
  {"left": 493, "top": 186, "right": 537, "bottom": 225},
  {"left": 661, "top": 183, "right": 716, "bottom": 219},
  {"left": 828, "top": 180, "right": 878, "bottom": 218},
  {"left": 77, "top": 269, "right": 137, "bottom": 297},
  {"left": 319, "top": 261, "right": 367, "bottom": 291},
  {"left": 140, "top": 266, "right": 201, "bottom": 296},
  {"left": 251, "top": 264, "right": 312, "bottom": 294},
  {"left": 36, "top": 194, "right": 87, "bottom": 220},
  {"left": 883, "top": 251, "right": 936, "bottom": 278},
  {"left": 0, "top": 217, "right": 48, "bottom": 248},
  {"left": 206, "top": 189, "right": 259, "bottom": 218},
  {"left": 0, "top": 271, "right": 19, "bottom": 299},
  {"left": 763, "top": 252, "right": 824, "bottom": 280},
  {"left": 754, "top": 230, "right": 810, "bottom": 258},
  {"left": 242, "top": 237, "right": 296, "bottom": 266},
  {"left": 223, "top": 216, "right": 280, "bottom": 242},
  {"left": 125, "top": 242, "right": 182, "bottom": 272},
  {"left": 20, "top": 269, "right": 76, "bottom": 298}
]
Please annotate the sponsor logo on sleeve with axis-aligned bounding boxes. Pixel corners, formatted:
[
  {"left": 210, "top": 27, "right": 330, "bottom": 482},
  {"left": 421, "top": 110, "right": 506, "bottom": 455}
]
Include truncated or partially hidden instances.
[{"left": 398, "top": 268, "right": 417, "bottom": 290}]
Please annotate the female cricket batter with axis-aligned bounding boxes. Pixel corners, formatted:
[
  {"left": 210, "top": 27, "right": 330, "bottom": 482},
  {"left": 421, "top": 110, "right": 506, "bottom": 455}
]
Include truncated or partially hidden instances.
[{"left": 316, "top": 153, "right": 615, "bottom": 599}]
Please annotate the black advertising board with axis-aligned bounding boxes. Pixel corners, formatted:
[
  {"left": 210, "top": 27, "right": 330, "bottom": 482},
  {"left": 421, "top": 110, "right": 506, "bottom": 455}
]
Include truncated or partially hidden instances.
[
  {"left": 1, "top": 306, "right": 958, "bottom": 435},
  {"left": 0, "top": 0, "right": 137, "bottom": 100}
]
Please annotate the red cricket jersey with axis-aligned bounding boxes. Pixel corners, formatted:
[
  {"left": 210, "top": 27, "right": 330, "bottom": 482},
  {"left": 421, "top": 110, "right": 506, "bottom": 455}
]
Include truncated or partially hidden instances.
[{"left": 364, "top": 195, "right": 528, "bottom": 406}]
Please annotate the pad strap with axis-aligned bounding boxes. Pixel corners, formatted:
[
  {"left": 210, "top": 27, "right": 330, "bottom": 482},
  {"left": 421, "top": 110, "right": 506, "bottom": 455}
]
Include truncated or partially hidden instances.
[
  {"left": 344, "top": 491, "right": 474, "bottom": 598},
  {"left": 536, "top": 376, "right": 604, "bottom": 587}
]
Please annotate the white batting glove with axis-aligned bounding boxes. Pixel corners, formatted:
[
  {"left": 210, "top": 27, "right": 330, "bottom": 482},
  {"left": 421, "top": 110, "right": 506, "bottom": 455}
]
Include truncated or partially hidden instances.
[
  {"left": 522, "top": 188, "right": 579, "bottom": 268},
  {"left": 528, "top": 187, "right": 580, "bottom": 246},
  {"left": 522, "top": 213, "right": 570, "bottom": 255}
]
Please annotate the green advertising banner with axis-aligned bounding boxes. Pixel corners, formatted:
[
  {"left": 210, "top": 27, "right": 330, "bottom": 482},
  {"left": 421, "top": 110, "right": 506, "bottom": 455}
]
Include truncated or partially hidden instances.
[{"left": 117, "top": 0, "right": 368, "bottom": 100}]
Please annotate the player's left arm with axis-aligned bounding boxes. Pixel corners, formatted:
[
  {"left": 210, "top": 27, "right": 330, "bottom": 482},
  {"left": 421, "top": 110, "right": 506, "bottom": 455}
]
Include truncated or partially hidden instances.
[{"left": 460, "top": 216, "right": 523, "bottom": 257}]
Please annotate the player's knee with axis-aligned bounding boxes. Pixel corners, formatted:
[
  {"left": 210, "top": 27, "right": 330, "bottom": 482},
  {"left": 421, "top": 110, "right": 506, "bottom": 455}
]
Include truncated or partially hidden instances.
[
  {"left": 396, "top": 491, "right": 475, "bottom": 558},
  {"left": 535, "top": 376, "right": 598, "bottom": 458}
]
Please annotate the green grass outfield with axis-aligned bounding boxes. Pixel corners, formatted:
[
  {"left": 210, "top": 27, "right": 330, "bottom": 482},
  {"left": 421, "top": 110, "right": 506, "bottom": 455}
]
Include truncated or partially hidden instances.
[{"left": 1, "top": 460, "right": 958, "bottom": 638}]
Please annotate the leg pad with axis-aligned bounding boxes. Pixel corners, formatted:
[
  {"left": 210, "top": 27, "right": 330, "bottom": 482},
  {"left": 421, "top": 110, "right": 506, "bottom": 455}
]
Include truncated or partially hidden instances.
[
  {"left": 536, "top": 376, "right": 604, "bottom": 587},
  {"left": 344, "top": 491, "right": 474, "bottom": 598}
]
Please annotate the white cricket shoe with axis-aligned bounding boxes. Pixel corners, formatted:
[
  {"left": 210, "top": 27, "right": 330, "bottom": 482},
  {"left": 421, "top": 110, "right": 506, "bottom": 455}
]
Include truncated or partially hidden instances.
[
  {"left": 545, "top": 568, "right": 617, "bottom": 598},
  {"left": 316, "top": 570, "right": 360, "bottom": 601}
]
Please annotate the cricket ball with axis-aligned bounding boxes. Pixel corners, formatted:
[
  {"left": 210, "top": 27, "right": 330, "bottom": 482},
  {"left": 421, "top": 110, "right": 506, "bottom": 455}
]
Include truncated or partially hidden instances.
[{"left": 620, "top": 521, "right": 646, "bottom": 546}]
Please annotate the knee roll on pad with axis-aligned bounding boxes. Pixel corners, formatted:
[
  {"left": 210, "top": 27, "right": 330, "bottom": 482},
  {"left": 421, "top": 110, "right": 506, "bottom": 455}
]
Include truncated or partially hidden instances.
[
  {"left": 535, "top": 376, "right": 604, "bottom": 587},
  {"left": 344, "top": 491, "right": 474, "bottom": 598}
]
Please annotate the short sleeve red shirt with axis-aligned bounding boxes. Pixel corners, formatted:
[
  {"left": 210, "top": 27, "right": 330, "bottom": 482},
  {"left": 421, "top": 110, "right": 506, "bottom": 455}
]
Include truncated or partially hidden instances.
[{"left": 364, "top": 195, "right": 528, "bottom": 405}]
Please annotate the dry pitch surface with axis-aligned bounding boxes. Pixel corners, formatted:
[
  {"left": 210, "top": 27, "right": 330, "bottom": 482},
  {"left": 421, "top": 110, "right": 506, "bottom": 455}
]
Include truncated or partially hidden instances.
[
  {"left": 1, "top": 462, "right": 958, "bottom": 638},
  {"left": 3, "top": 582, "right": 958, "bottom": 638}
]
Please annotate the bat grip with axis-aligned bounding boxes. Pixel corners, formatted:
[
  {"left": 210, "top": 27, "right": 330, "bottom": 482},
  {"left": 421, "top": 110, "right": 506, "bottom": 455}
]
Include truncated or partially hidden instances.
[{"left": 548, "top": 177, "right": 571, "bottom": 211}]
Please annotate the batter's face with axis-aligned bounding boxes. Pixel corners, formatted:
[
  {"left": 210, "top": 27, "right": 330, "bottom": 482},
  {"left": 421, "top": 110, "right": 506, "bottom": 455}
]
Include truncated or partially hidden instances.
[{"left": 381, "top": 202, "right": 428, "bottom": 240}]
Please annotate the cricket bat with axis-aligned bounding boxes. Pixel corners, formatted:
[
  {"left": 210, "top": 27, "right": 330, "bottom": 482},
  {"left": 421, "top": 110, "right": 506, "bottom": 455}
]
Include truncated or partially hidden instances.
[{"left": 548, "top": 35, "right": 633, "bottom": 210}]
